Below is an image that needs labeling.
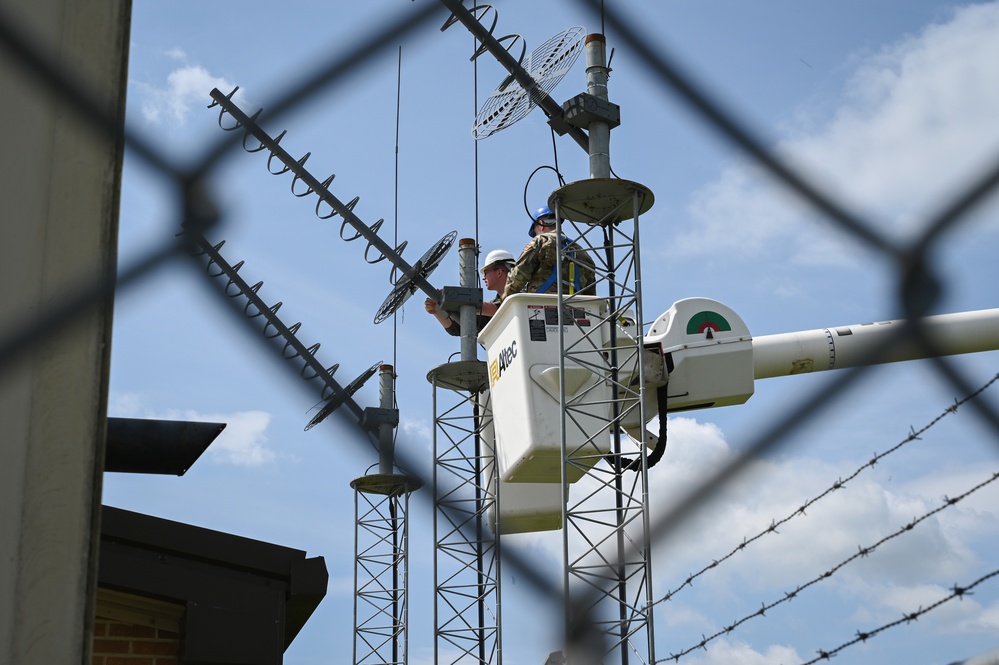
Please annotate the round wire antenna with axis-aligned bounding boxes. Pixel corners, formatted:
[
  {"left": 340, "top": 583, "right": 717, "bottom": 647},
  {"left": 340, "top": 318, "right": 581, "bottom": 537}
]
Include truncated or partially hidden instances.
[
  {"left": 305, "top": 361, "right": 381, "bottom": 431},
  {"left": 473, "top": 26, "right": 586, "bottom": 140},
  {"left": 374, "top": 230, "right": 457, "bottom": 324}
]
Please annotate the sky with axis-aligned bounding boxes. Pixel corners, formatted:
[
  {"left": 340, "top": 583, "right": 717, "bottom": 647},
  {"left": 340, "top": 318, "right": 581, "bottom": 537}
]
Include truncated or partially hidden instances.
[{"left": 104, "top": 1, "right": 999, "bottom": 664}]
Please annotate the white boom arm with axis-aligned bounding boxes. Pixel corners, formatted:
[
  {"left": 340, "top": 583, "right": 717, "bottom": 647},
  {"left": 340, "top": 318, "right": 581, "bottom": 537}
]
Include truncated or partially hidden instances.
[
  {"left": 753, "top": 308, "right": 999, "bottom": 379},
  {"left": 641, "top": 298, "right": 999, "bottom": 414}
]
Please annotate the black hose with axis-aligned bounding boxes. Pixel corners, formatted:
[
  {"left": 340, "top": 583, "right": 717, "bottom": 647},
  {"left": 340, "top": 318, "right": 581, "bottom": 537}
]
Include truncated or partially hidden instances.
[{"left": 615, "top": 383, "right": 668, "bottom": 472}]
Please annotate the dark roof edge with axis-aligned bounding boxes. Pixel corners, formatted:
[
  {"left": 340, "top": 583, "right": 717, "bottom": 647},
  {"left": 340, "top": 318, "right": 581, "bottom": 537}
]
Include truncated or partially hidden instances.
[
  {"left": 100, "top": 505, "right": 328, "bottom": 652},
  {"left": 102, "top": 505, "right": 313, "bottom": 580}
]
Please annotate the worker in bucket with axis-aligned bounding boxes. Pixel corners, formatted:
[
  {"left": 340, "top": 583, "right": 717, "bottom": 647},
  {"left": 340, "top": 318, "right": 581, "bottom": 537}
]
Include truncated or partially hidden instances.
[
  {"left": 425, "top": 248, "right": 516, "bottom": 336},
  {"left": 502, "top": 205, "right": 596, "bottom": 300}
]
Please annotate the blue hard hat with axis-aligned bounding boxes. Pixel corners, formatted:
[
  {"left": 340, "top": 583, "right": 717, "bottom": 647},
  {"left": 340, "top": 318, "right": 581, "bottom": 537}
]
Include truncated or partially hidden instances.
[
  {"left": 529, "top": 205, "right": 556, "bottom": 237},
  {"left": 533, "top": 205, "right": 553, "bottom": 221}
]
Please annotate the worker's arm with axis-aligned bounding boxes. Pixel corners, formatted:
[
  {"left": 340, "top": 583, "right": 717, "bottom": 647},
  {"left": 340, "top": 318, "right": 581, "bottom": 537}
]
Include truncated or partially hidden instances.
[{"left": 425, "top": 297, "right": 460, "bottom": 336}]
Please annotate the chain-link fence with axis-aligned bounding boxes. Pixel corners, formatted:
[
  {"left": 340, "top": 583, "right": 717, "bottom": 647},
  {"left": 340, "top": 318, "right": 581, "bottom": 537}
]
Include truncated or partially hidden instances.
[{"left": 4, "top": 1, "right": 999, "bottom": 664}]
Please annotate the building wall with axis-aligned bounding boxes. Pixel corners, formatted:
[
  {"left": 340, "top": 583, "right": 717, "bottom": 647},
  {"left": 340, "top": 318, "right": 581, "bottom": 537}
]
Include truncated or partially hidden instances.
[
  {"left": 92, "top": 617, "right": 180, "bottom": 665},
  {"left": 93, "top": 588, "right": 184, "bottom": 665},
  {"left": 0, "top": 0, "right": 131, "bottom": 662}
]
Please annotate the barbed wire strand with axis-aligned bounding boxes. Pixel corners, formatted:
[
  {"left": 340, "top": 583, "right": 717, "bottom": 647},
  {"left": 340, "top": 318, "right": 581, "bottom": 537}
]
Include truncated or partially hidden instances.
[
  {"left": 662, "top": 468, "right": 999, "bottom": 661},
  {"left": 799, "top": 568, "right": 999, "bottom": 665},
  {"left": 653, "top": 372, "right": 999, "bottom": 610}
]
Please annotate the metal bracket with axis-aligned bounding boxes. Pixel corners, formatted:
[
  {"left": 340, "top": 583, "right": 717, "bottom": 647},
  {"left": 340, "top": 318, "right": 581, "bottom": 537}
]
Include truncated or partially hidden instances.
[
  {"left": 439, "top": 286, "right": 483, "bottom": 313},
  {"left": 643, "top": 343, "right": 668, "bottom": 387},
  {"left": 547, "top": 112, "right": 573, "bottom": 136},
  {"left": 562, "top": 92, "right": 621, "bottom": 130},
  {"left": 362, "top": 407, "right": 399, "bottom": 430}
]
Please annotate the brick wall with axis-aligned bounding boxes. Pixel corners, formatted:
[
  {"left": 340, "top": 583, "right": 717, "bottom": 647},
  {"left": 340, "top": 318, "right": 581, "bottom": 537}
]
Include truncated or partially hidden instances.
[{"left": 92, "top": 617, "right": 180, "bottom": 665}]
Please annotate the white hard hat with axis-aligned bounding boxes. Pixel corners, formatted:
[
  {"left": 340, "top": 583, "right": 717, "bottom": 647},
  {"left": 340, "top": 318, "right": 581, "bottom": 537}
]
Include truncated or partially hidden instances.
[{"left": 481, "top": 249, "right": 515, "bottom": 272}]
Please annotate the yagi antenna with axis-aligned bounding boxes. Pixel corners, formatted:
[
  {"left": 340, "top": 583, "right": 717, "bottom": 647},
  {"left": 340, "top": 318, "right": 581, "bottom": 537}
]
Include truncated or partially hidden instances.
[
  {"left": 208, "top": 87, "right": 456, "bottom": 323},
  {"left": 188, "top": 233, "right": 382, "bottom": 436}
]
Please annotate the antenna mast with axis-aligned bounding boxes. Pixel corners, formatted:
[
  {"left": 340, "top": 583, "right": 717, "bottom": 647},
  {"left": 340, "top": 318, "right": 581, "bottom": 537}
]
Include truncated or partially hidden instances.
[{"left": 546, "top": 33, "right": 657, "bottom": 665}]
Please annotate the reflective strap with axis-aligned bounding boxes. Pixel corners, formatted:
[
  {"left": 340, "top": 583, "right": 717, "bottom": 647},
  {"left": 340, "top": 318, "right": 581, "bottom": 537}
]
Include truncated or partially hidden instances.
[
  {"left": 538, "top": 269, "right": 557, "bottom": 294},
  {"left": 538, "top": 238, "right": 581, "bottom": 294}
]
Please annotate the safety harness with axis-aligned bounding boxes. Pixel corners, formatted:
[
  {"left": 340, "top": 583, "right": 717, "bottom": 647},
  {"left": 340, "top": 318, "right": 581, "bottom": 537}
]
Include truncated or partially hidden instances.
[{"left": 538, "top": 236, "right": 583, "bottom": 295}]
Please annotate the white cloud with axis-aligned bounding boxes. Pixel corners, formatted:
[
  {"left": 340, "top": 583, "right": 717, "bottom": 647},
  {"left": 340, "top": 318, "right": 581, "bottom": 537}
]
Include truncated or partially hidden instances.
[
  {"left": 401, "top": 415, "right": 433, "bottom": 445},
  {"left": 675, "top": 2, "right": 999, "bottom": 264},
  {"left": 201, "top": 409, "right": 276, "bottom": 466},
  {"left": 326, "top": 573, "right": 354, "bottom": 597},
  {"left": 107, "top": 391, "right": 147, "bottom": 417},
  {"left": 500, "top": 411, "right": 994, "bottom": 623},
  {"left": 963, "top": 600, "right": 999, "bottom": 633},
  {"left": 903, "top": 467, "right": 999, "bottom": 531},
  {"left": 679, "top": 638, "right": 802, "bottom": 665},
  {"left": 632, "top": 415, "right": 997, "bottom": 634},
  {"left": 842, "top": 578, "right": 999, "bottom": 640},
  {"left": 656, "top": 603, "right": 715, "bottom": 633},
  {"left": 137, "top": 63, "right": 242, "bottom": 126},
  {"left": 875, "top": 582, "right": 980, "bottom": 621},
  {"left": 107, "top": 392, "right": 278, "bottom": 466}
]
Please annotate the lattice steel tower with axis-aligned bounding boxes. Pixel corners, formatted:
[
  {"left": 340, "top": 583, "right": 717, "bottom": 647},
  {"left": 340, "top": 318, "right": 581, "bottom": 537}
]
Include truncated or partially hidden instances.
[
  {"left": 478, "top": 33, "right": 657, "bottom": 665},
  {"left": 550, "top": 37, "right": 656, "bottom": 665},
  {"left": 428, "top": 238, "right": 502, "bottom": 665},
  {"left": 352, "top": 365, "right": 423, "bottom": 665}
]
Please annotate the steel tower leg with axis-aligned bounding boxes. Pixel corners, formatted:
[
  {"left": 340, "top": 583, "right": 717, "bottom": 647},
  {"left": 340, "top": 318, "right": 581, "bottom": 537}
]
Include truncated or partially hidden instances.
[
  {"left": 550, "top": 182, "right": 657, "bottom": 665},
  {"left": 353, "top": 365, "right": 423, "bottom": 665},
  {"left": 429, "top": 363, "right": 501, "bottom": 665},
  {"left": 353, "top": 480, "right": 419, "bottom": 665}
]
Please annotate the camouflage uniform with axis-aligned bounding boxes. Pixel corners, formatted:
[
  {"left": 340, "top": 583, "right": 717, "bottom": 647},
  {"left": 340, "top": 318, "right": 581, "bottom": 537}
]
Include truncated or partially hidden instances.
[{"left": 502, "top": 232, "right": 596, "bottom": 300}]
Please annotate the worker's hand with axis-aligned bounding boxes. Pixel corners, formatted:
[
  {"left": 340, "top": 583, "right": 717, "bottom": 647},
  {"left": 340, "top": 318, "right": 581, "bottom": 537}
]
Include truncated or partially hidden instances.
[{"left": 424, "top": 297, "right": 438, "bottom": 315}]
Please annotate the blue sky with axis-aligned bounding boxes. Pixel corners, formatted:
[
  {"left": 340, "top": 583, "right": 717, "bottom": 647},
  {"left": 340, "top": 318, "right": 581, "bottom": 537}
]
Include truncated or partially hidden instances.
[{"left": 105, "top": 2, "right": 999, "bottom": 664}]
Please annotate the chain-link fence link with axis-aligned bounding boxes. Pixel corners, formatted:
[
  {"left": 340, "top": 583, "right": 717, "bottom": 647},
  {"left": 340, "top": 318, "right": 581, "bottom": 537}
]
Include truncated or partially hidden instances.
[{"left": 4, "top": 1, "right": 999, "bottom": 663}]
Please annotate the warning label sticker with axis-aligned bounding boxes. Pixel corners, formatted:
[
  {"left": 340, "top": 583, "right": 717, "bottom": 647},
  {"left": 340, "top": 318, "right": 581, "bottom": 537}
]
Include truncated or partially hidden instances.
[
  {"left": 526, "top": 304, "right": 593, "bottom": 341},
  {"left": 529, "top": 319, "right": 547, "bottom": 341}
]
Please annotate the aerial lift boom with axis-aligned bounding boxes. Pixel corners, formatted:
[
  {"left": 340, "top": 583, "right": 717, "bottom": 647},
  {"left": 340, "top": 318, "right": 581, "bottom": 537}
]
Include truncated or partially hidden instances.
[{"left": 480, "top": 296, "right": 999, "bottom": 533}]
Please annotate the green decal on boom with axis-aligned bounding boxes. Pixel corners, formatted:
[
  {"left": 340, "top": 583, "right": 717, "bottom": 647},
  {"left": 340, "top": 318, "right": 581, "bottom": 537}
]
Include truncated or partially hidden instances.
[{"left": 686, "top": 310, "right": 732, "bottom": 335}]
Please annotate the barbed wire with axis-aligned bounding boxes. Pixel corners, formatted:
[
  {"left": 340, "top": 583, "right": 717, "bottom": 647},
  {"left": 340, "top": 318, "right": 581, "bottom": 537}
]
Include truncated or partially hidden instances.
[
  {"left": 662, "top": 467, "right": 999, "bottom": 661},
  {"left": 652, "top": 372, "right": 999, "bottom": 611},
  {"left": 800, "top": 567, "right": 999, "bottom": 665}
]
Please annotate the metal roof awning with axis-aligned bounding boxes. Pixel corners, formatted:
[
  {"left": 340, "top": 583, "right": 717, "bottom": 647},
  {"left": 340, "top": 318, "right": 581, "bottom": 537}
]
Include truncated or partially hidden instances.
[{"left": 104, "top": 417, "right": 226, "bottom": 475}]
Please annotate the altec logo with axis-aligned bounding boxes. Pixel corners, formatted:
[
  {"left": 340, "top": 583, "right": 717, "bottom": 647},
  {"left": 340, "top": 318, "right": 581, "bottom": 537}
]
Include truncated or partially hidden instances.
[{"left": 489, "top": 340, "right": 517, "bottom": 386}]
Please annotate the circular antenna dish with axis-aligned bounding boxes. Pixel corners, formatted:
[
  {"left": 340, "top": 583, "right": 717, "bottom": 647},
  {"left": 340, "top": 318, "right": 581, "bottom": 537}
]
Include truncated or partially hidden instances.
[
  {"left": 473, "top": 26, "right": 586, "bottom": 140},
  {"left": 374, "top": 230, "right": 457, "bottom": 324},
  {"left": 305, "top": 361, "right": 381, "bottom": 431}
]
